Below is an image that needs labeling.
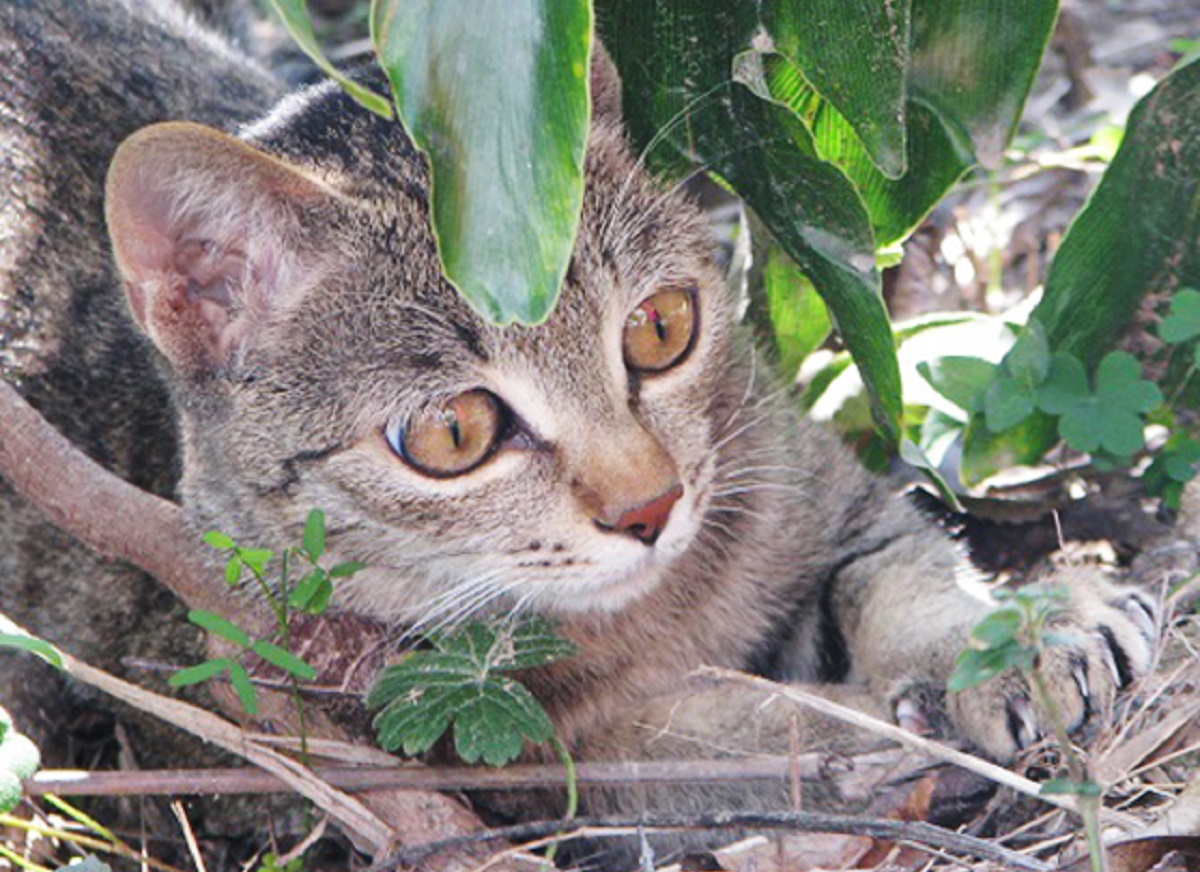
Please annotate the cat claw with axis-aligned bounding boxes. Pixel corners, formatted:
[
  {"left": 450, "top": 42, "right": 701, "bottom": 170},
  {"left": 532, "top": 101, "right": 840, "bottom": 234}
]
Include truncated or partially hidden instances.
[{"left": 948, "top": 582, "right": 1160, "bottom": 760}]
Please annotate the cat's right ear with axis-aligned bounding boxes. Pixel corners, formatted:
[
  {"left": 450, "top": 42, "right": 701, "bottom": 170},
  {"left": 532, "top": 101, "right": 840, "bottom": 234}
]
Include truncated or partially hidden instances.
[{"left": 105, "top": 122, "right": 337, "bottom": 378}]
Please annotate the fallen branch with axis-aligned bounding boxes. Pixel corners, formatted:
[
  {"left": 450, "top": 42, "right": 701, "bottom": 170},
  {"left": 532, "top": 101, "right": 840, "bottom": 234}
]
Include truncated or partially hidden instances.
[
  {"left": 29, "top": 750, "right": 906, "bottom": 797},
  {"left": 378, "top": 810, "right": 1054, "bottom": 872},
  {"left": 0, "top": 380, "right": 219, "bottom": 614}
]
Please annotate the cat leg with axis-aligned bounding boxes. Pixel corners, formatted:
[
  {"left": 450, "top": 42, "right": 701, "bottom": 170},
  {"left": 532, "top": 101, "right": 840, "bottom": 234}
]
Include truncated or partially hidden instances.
[{"left": 821, "top": 501, "right": 1160, "bottom": 759}]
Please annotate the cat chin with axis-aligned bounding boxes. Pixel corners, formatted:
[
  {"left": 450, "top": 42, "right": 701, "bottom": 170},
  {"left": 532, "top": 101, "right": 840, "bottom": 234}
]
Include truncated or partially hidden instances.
[{"left": 522, "top": 566, "right": 667, "bottom": 615}]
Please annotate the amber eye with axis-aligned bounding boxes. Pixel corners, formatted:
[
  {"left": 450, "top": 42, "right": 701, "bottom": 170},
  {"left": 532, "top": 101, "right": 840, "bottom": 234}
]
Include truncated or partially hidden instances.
[
  {"left": 386, "top": 390, "right": 508, "bottom": 477},
  {"left": 623, "top": 288, "right": 696, "bottom": 373}
]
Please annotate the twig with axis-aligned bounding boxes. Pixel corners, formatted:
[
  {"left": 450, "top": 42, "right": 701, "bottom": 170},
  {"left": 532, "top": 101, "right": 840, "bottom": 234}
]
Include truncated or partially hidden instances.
[
  {"left": 696, "top": 665, "right": 1139, "bottom": 829},
  {"left": 0, "top": 611, "right": 396, "bottom": 853},
  {"left": 0, "top": 380, "right": 220, "bottom": 614},
  {"left": 377, "top": 811, "right": 1053, "bottom": 872},
  {"left": 30, "top": 752, "right": 903, "bottom": 797},
  {"left": 170, "top": 800, "right": 209, "bottom": 872}
]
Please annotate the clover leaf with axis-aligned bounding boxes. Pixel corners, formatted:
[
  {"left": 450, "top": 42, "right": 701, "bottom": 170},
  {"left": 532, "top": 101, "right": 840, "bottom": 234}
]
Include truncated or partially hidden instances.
[
  {"left": 982, "top": 320, "right": 1051, "bottom": 432},
  {"left": 1145, "top": 433, "right": 1200, "bottom": 510},
  {"left": 1038, "top": 351, "right": 1162, "bottom": 457},
  {"left": 1158, "top": 288, "right": 1200, "bottom": 344},
  {"left": 369, "top": 618, "right": 575, "bottom": 766}
]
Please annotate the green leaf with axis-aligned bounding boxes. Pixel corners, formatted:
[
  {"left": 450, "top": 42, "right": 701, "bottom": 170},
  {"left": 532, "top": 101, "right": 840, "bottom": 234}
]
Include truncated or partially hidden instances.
[
  {"left": 0, "top": 633, "right": 63, "bottom": 669},
  {"left": 968, "top": 608, "right": 1021, "bottom": 649},
  {"left": 252, "top": 642, "right": 317, "bottom": 681},
  {"left": 0, "top": 732, "right": 41, "bottom": 782},
  {"left": 302, "top": 509, "right": 326, "bottom": 560},
  {"left": 1037, "top": 353, "right": 1089, "bottom": 415},
  {"left": 1005, "top": 320, "right": 1051, "bottom": 387},
  {"left": 227, "top": 662, "right": 259, "bottom": 715},
  {"left": 1158, "top": 288, "right": 1200, "bottom": 344},
  {"left": 960, "top": 410, "right": 1057, "bottom": 485},
  {"left": 265, "top": 0, "right": 393, "bottom": 118},
  {"left": 909, "top": 0, "right": 1059, "bottom": 169},
  {"left": 754, "top": 242, "right": 832, "bottom": 380},
  {"left": 369, "top": 618, "right": 574, "bottom": 764},
  {"left": 917, "top": 356, "right": 998, "bottom": 414},
  {"left": 983, "top": 377, "right": 1035, "bottom": 432},
  {"left": 224, "top": 556, "right": 242, "bottom": 587},
  {"left": 1042, "top": 778, "right": 1102, "bottom": 797},
  {"left": 372, "top": 0, "right": 591, "bottom": 325},
  {"left": 187, "top": 610, "right": 250, "bottom": 648},
  {"left": 761, "top": 0, "right": 909, "bottom": 177},
  {"left": 1033, "top": 58, "right": 1200, "bottom": 369},
  {"left": 328, "top": 561, "right": 365, "bottom": 578},
  {"left": 288, "top": 570, "right": 332, "bottom": 615},
  {"left": 169, "top": 658, "right": 234, "bottom": 688},
  {"left": 598, "top": 1, "right": 901, "bottom": 446},
  {"left": 948, "top": 640, "right": 1033, "bottom": 692},
  {"left": 204, "top": 531, "right": 236, "bottom": 550},
  {"left": 235, "top": 548, "right": 275, "bottom": 577},
  {"left": 1095, "top": 351, "right": 1163, "bottom": 414}
]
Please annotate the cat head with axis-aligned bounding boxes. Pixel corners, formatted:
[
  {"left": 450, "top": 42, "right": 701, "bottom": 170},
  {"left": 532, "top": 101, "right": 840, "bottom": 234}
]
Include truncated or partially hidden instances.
[{"left": 105, "top": 56, "right": 759, "bottom": 627}]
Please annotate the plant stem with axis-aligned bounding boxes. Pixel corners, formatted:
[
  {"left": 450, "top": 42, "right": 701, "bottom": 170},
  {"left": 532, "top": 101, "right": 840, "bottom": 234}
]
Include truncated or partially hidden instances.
[{"left": 543, "top": 736, "right": 578, "bottom": 863}]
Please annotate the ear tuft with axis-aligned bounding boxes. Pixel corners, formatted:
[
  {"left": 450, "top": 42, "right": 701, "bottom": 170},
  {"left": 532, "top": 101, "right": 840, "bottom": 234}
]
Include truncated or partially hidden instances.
[{"left": 105, "top": 122, "right": 334, "bottom": 377}]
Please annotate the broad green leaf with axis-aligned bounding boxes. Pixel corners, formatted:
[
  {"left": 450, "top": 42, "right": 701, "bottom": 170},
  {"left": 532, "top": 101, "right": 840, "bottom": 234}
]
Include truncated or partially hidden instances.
[
  {"left": 373, "top": 0, "right": 591, "bottom": 325},
  {"left": 1034, "top": 58, "right": 1200, "bottom": 369},
  {"left": 452, "top": 678, "right": 555, "bottom": 766},
  {"left": 1005, "top": 320, "right": 1051, "bottom": 387},
  {"left": 960, "top": 411, "right": 1057, "bottom": 486},
  {"left": 1096, "top": 351, "right": 1163, "bottom": 414},
  {"left": 597, "top": 0, "right": 901, "bottom": 445},
  {"left": 948, "top": 639, "right": 1033, "bottom": 692},
  {"left": 302, "top": 509, "right": 326, "bottom": 560},
  {"left": 755, "top": 243, "right": 832, "bottom": 381},
  {"left": 917, "top": 356, "right": 998, "bottom": 414},
  {"left": 761, "top": 0, "right": 910, "bottom": 177},
  {"left": 909, "top": 0, "right": 1059, "bottom": 169},
  {"left": 169, "top": 658, "right": 234, "bottom": 688},
  {"left": 187, "top": 610, "right": 250, "bottom": 648},
  {"left": 252, "top": 641, "right": 318, "bottom": 681},
  {"left": 265, "top": 0, "right": 394, "bottom": 118},
  {"left": 328, "top": 561, "right": 365, "bottom": 578},
  {"left": 224, "top": 556, "right": 241, "bottom": 587}
]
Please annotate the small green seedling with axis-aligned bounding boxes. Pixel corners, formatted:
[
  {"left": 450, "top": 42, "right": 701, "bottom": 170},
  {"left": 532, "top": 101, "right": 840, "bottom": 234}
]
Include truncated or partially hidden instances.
[{"left": 172, "top": 509, "right": 362, "bottom": 716}]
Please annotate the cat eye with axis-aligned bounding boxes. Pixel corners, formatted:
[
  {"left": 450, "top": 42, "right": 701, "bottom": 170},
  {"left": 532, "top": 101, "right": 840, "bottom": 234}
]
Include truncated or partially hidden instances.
[
  {"left": 623, "top": 288, "right": 696, "bottom": 374},
  {"left": 386, "top": 390, "right": 509, "bottom": 477}
]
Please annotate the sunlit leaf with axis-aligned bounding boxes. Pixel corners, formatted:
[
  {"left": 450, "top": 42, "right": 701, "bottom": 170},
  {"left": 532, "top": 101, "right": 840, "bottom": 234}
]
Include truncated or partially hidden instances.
[
  {"left": 1034, "top": 58, "right": 1200, "bottom": 368},
  {"left": 187, "top": 610, "right": 250, "bottom": 648},
  {"left": 373, "top": 0, "right": 591, "bottom": 325}
]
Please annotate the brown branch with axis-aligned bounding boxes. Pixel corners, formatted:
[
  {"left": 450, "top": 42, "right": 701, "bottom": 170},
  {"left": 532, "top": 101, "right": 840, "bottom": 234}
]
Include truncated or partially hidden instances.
[
  {"left": 0, "top": 379, "right": 220, "bottom": 614},
  {"left": 0, "top": 381, "right": 513, "bottom": 869},
  {"left": 377, "top": 811, "right": 1054, "bottom": 872},
  {"left": 29, "top": 751, "right": 905, "bottom": 798}
]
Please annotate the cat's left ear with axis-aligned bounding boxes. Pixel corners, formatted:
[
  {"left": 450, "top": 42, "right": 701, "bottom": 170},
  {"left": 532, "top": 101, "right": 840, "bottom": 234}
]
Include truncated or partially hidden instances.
[{"left": 105, "top": 122, "right": 337, "bottom": 378}]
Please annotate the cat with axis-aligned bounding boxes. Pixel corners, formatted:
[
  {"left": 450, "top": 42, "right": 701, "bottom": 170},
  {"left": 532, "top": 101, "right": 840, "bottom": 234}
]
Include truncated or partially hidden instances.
[{"left": 1, "top": 0, "right": 1161, "bottom": 864}]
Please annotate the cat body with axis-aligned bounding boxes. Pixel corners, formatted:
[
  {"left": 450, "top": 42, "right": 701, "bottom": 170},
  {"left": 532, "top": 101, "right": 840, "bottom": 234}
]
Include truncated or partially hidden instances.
[{"left": 0, "top": 0, "right": 1159, "bottom": 863}]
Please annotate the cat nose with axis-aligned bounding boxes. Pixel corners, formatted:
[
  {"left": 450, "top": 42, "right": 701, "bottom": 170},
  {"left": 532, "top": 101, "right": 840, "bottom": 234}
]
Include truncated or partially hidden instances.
[{"left": 594, "top": 484, "right": 683, "bottom": 546}]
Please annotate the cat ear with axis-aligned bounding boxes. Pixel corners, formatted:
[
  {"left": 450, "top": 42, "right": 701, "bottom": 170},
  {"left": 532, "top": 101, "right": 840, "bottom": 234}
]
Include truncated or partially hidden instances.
[
  {"left": 105, "top": 121, "right": 337, "bottom": 377},
  {"left": 591, "top": 42, "right": 622, "bottom": 121}
]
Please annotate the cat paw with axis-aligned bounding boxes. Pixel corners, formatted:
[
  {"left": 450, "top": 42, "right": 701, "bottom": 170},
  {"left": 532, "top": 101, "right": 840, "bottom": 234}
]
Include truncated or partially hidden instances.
[{"left": 943, "top": 581, "right": 1160, "bottom": 760}]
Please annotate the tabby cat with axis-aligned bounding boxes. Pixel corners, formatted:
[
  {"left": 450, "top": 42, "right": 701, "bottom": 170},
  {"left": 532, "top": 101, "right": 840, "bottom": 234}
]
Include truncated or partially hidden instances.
[{"left": 1, "top": 0, "right": 1159, "bottom": 863}]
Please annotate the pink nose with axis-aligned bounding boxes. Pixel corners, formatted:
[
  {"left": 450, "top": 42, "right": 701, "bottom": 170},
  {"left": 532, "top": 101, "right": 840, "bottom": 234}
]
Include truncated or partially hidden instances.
[{"left": 595, "top": 484, "right": 683, "bottom": 545}]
